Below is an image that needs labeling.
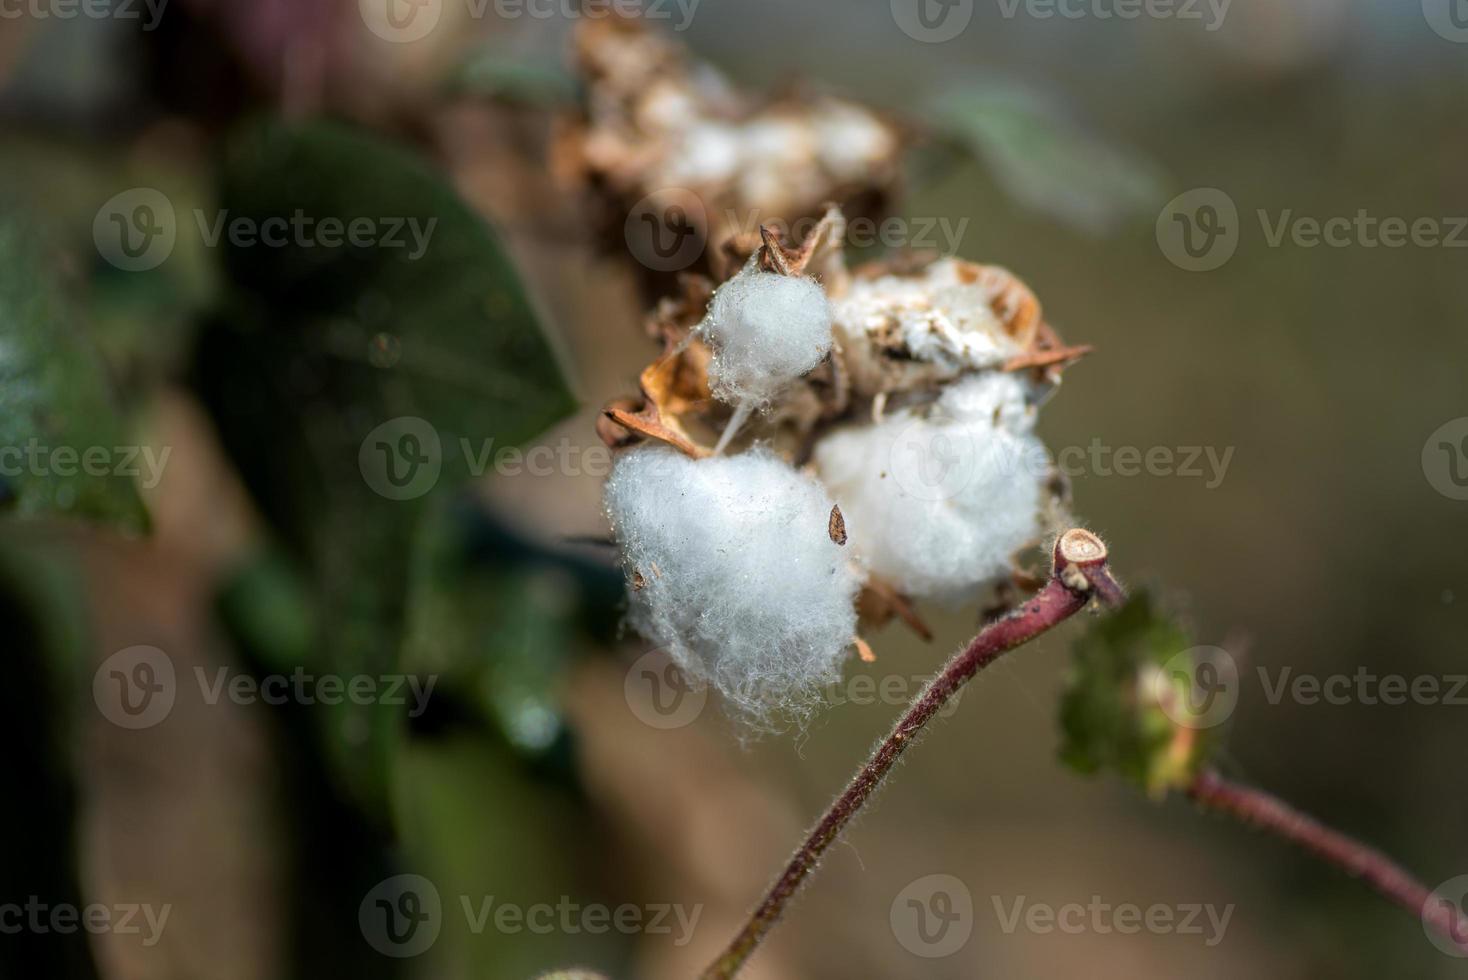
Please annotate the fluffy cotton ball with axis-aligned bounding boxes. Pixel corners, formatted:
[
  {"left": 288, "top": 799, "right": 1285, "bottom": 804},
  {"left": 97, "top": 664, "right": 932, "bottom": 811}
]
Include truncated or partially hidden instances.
[
  {"left": 813, "top": 373, "right": 1048, "bottom": 600},
  {"left": 604, "top": 446, "right": 860, "bottom": 727},
  {"left": 700, "top": 264, "right": 834, "bottom": 405}
]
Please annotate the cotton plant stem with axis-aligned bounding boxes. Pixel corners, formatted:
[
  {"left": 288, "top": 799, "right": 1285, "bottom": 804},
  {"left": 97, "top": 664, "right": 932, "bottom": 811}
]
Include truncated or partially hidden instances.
[
  {"left": 699, "top": 529, "right": 1124, "bottom": 980},
  {"left": 1187, "top": 768, "right": 1468, "bottom": 954}
]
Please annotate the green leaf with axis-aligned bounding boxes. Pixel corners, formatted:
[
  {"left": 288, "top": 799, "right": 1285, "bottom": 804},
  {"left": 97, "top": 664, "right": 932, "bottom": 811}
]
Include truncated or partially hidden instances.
[
  {"left": 1059, "top": 591, "right": 1221, "bottom": 797},
  {"left": 402, "top": 506, "right": 579, "bottom": 759},
  {"left": 928, "top": 86, "right": 1164, "bottom": 236},
  {"left": 0, "top": 136, "right": 216, "bottom": 387},
  {"left": 0, "top": 211, "right": 149, "bottom": 530},
  {"left": 392, "top": 736, "right": 614, "bottom": 979},
  {"left": 194, "top": 118, "right": 577, "bottom": 810}
]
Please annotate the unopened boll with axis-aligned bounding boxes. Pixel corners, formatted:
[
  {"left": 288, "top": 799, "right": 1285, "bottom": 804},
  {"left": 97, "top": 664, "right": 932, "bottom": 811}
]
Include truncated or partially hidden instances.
[
  {"left": 700, "top": 264, "right": 834, "bottom": 405},
  {"left": 813, "top": 373, "right": 1048, "bottom": 600},
  {"left": 603, "top": 446, "right": 860, "bottom": 726}
]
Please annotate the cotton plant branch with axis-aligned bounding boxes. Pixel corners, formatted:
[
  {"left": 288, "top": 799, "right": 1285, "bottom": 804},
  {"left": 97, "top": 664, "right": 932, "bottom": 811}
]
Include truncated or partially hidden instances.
[
  {"left": 1062, "top": 591, "right": 1468, "bottom": 959},
  {"left": 699, "top": 529, "right": 1124, "bottom": 980},
  {"left": 1185, "top": 768, "right": 1468, "bottom": 955}
]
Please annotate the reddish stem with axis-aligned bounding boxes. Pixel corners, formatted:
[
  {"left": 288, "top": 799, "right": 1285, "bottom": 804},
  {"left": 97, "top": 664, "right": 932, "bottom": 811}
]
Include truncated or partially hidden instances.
[
  {"left": 1187, "top": 768, "right": 1468, "bottom": 955},
  {"left": 699, "top": 530, "right": 1123, "bottom": 980}
]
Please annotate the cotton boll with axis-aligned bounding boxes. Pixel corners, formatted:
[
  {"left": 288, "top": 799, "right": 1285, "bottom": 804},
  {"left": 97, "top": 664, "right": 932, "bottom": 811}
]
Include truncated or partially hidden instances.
[
  {"left": 604, "top": 446, "right": 860, "bottom": 727},
  {"left": 813, "top": 373, "right": 1049, "bottom": 600},
  {"left": 831, "top": 259, "right": 1042, "bottom": 398},
  {"left": 700, "top": 265, "right": 834, "bottom": 406}
]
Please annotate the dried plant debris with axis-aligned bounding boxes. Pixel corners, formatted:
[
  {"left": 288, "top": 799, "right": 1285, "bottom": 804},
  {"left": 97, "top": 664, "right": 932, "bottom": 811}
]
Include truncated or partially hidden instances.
[{"left": 559, "top": 18, "right": 903, "bottom": 279}]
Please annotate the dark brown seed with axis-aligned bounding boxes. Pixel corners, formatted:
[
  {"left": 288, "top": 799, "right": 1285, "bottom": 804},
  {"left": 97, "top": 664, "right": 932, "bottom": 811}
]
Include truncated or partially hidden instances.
[{"left": 828, "top": 504, "right": 847, "bottom": 546}]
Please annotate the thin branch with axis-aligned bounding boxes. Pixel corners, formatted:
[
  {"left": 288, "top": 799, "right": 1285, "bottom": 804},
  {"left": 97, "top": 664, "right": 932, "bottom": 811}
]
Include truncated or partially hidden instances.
[
  {"left": 699, "top": 529, "right": 1125, "bottom": 980},
  {"left": 1186, "top": 768, "right": 1468, "bottom": 955}
]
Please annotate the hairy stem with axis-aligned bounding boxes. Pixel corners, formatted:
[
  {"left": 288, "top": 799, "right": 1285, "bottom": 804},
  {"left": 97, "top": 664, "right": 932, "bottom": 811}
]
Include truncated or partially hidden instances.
[
  {"left": 700, "top": 529, "right": 1124, "bottom": 979},
  {"left": 1187, "top": 768, "right": 1468, "bottom": 954}
]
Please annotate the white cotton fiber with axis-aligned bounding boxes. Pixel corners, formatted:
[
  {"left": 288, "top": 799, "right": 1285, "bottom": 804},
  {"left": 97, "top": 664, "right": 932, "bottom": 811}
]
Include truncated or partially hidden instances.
[
  {"left": 813, "top": 373, "right": 1048, "bottom": 600},
  {"left": 604, "top": 446, "right": 860, "bottom": 727},
  {"left": 700, "top": 265, "right": 834, "bottom": 405}
]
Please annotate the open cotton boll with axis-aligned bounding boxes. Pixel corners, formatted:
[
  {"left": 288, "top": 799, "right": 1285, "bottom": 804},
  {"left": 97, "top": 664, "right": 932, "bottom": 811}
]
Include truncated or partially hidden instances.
[
  {"left": 603, "top": 446, "right": 860, "bottom": 727},
  {"left": 813, "top": 373, "right": 1048, "bottom": 600},
  {"left": 830, "top": 259, "right": 1042, "bottom": 398},
  {"left": 700, "top": 265, "right": 834, "bottom": 406}
]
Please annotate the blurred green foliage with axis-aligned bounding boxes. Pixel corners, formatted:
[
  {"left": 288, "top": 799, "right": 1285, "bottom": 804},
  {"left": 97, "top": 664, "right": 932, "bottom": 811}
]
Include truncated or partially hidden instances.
[
  {"left": 0, "top": 213, "right": 148, "bottom": 529},
  {"left": 1059, "top": 591, "right": 1222, "bottom": 797}
]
